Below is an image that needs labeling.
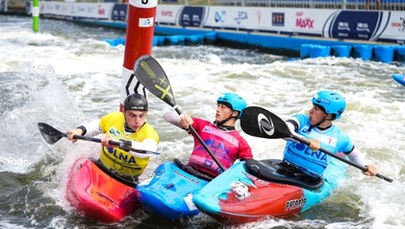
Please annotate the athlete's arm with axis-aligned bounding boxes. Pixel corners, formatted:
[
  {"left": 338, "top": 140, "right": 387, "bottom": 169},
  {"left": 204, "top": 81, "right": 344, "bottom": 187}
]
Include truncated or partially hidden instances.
[
  {"left": 130, "top": 139, "right": 158, "bottom": 152},
  {"left": 346, "top": 147, "right": 377, "bottom": 176},
  {"left": 347, "top": 147, "right": 367, "bottom": 167},
  {"left": 163, "top": 111, "right": 192, "bottom": 131},
  {"left": 67, "top": 119, "right": 101, "bottom": 142},
  {"left": 285, "top": 118, "right": 320, "bottom": 151},
  {"left": 80, "top": 120, "right": 101, "bottom": 136},
  {"left": 283, "top": 118, "right": 301, "bottom": 142}
]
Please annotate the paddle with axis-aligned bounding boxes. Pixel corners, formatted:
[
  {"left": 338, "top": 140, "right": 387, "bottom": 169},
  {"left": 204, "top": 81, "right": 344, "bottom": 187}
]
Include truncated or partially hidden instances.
[
  {"left": 240, "top": 106, "right": 393, "bottom": 183},
  {"left": 133, "top": 55, "right": 226, "bottom": 172},
  {"left": 37, "top": 122, "right": 160, "bottom": 156}
]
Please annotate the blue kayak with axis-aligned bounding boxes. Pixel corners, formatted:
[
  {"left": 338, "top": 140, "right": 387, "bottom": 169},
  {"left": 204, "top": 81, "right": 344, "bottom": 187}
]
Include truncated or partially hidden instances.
[
  {"left": 137, "top": 160, "right": 210, "bottom": 220},
  {"left": 193, "top": 158, "right": 348, "bottom": 224},
  {"left": 392, "top": 74, "right": 405, "bottom": 87}
]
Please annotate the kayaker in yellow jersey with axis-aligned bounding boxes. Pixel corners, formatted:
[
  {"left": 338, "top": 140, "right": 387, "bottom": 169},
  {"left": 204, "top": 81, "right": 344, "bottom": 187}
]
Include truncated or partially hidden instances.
[{"left": 67, "top": 94, "right": 159, "bottom": 183}]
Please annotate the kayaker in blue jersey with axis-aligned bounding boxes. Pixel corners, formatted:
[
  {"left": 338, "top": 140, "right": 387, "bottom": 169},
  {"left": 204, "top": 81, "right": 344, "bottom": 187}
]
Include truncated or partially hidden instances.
[
  {"left": 66, "top": 94, "right": 159, "bottom": 183},
  {"left": 283, "top": 90, "right": 377, "bottom": 178},
  {"left": 164, "top": 92, "right": 253, "bottom": 178}
]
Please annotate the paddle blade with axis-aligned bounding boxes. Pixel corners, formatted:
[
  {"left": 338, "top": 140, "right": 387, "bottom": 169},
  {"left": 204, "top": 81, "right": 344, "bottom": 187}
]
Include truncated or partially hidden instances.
[
  {"left": 134, "top": 55, "right": 176, "bottom": 107},
  {"left": 241, "top": 106, "right": 293, "bottom": 139},
  {"left": 37, "top": 122, "right": 66, "bottom": 145}
]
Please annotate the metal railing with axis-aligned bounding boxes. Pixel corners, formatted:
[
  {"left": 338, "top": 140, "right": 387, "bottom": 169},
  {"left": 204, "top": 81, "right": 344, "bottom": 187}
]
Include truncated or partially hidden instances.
[
  {"left": 2, "top": 0, "right": 404, "bottom": 12},
  {"left": 161, "top": 0, "right": 405, "bottom": 10}
]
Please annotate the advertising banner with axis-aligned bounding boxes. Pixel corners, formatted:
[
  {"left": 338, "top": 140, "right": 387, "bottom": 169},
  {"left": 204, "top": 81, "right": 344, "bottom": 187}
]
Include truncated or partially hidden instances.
[
  {"left": 40, "top": 2, "right": 113, "bottom": 19},
  {"left": 37, "top": 2, "right": 405, "bottom": 44},
  {"left": 156, "top": 5, "right": 182, "bottom": 25}
]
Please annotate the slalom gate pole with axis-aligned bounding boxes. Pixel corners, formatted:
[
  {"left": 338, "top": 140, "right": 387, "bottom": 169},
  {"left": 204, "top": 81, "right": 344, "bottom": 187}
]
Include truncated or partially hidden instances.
[
  {"left": 32, "top": 0, "right": 39, "bottom": 32},
  {"left": 120, "top": 0, "right": 157, "bottom": 110}
]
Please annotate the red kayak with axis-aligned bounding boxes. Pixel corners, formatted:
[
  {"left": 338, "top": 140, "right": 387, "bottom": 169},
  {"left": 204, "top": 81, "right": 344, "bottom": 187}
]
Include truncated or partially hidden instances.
[
  {"left": 66, "top": 158, "right": 140, "bottom": 223},
  {"left": 193, "top": 159, "right": 346, "bottom": 224}
]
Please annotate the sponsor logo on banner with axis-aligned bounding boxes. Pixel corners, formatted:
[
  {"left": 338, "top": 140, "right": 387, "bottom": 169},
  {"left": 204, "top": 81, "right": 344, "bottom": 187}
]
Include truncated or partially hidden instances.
[
  {"left": 327, "top": 11, "right": 385, "bottom": 40},
  {"left": 97, "top": 5, "right": 105, "bottom": 15},
  {"left": 139, "top": 17, "right": 154, "bottom": 27},
  {"left": 272, "top": 12, "right": 285, "bottom": 27},
  {"left": 391, "top": 17, "right": 405, "bottom": 32},
  {"left": 111, "top": 4, "right": 127, "bottom": 21},
  {"left": 215, "top": 11, "right": 226, "bottom": 23},
  {"left": 337, "top": 22, "right": 350, "bottom": 31},
  {"left": 356, "top": 22, "right": 370, "bottom": 32},
  {"left": 179, "top": 6, "right": 204, "bottom": 27},
  {"left": 295, "top": 11, "right": 314, "bottom": 29},
  {"left": 78, "top": 6, "right": 85, "bottom": 13},
  {"left": 86, "top": 5, "right": 95, "bottom": 14},
  {"left": 161, "top": 10, "right": 173, "bottom": 17},
  {"left": 256, "top": 10, "right": 262, "bottom": 25},
  {"left": 234, "top": 11, "right": 248, "bottom": 24},
  {"left": 357, "top": 22, "right": 371, "bottom": 38}
]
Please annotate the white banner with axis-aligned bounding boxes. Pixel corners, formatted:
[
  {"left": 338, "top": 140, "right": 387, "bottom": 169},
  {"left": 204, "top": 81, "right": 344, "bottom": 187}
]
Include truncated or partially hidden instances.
[
  {"left": 40, "top": 2, "right": 114, "bottom": 19},
  {"left": 155, "top": 5, "right": 183, "bottom": 25},
  {"left": 38, "top": 2, "right": 405, "bottom": 44}
]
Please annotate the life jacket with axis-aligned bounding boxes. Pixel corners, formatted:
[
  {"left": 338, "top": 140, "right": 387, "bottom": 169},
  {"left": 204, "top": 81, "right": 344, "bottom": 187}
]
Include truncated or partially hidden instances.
[
  {"left": 283, "top": 114, "right": 352, "bottom": 177},
  {"left": 188, "top": 118, "right": 252, "bottom": 177},
  {"left": 98, "top": 112, "right": 159, "bottom": 180}
]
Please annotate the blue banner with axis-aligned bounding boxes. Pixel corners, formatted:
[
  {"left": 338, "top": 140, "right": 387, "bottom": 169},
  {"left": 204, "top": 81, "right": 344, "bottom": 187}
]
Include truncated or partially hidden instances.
[
  {"left": 329, "top": 11, "right": 382, "bottom": 40},
  {"left": 179, "top": 6, "right": 205, "bottom": 27},
  {"left": 111, "top": 4, "right": 127, "bottom": 21}
]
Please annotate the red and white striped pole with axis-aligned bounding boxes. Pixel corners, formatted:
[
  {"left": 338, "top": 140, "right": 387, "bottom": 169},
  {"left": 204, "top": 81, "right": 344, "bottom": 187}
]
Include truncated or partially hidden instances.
[{"left": 120, "top": 0, "right": 157, "bottom": 111}]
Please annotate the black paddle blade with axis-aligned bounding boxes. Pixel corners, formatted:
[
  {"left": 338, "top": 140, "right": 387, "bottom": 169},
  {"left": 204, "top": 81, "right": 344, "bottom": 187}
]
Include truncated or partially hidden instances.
[
  {"left": 241, "top": 106, "right": 293, "bottom": 139},
  {"left": 37, "top": 122, "right": 66, "bottom": 145},
  {"left": 134, "top": 55, "right": 176, "bottom": 107}
]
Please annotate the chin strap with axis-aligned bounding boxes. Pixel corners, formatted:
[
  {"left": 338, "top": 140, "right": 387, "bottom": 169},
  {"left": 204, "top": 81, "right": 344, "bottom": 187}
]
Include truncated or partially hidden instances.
[
  {"left": 308, "top": 115, "right": 334, "bottom": 132},
  {"left": 124, "top": 122, "right": 146, "bottom": 133},
  {"left": 214, "top": 115, "right": 237, "bottom": 131},
  {"left": 216, "top": 124, "right": 235, "bottom": 131},
  {"left": 124, "top": 122, "right": 134, "bottom": 133}
]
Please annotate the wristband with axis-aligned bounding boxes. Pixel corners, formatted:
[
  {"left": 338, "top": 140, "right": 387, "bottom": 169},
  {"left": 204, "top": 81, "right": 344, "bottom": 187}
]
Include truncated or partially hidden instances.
[{"left": 77, "top": 126, "right": 87, "bottom": 136}]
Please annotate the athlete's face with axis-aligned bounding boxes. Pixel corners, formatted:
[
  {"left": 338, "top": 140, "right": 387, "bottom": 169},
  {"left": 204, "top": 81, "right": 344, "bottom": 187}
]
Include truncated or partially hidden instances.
[
  {"left": 215, "top": 103, "right": 237, "bottom": 123},
  {"left": 309, "top": 105, "right": 330, "bottom": 127},
  {"left": 124, "top": 110, "right": 147, "bottom": 131}
]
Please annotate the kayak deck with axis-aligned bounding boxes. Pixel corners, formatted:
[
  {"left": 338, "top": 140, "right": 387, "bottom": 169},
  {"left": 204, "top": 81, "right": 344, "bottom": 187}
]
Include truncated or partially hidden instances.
[
  {"left": 137, "top": 160, "right": 209, "bottom": 221},
  {"left": 194, "top": 159, "right": 347, "bottom": 224},
  {"left": 66, "top": 158, "right": 139, "bottom": 223}
]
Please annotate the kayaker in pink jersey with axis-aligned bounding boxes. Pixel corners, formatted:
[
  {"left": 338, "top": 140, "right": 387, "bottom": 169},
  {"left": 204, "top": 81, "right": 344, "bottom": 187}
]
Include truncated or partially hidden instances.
[{"left": 164, "top": 92, "right": 253, "bottom": 178}]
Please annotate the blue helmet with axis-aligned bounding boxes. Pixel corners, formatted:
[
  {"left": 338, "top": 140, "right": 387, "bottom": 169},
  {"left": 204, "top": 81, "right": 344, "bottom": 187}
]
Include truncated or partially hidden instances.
[
  {"left": 217, "top": 92, "right": 247, "bottom": 119},
  {"left": 312, "top": 90, "right": 346, "bottom": 119}
]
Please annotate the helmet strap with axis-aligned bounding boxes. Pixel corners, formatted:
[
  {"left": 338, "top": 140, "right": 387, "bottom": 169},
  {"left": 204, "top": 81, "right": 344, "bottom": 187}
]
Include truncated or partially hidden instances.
[
  {"left": 214, "top": 114, "right": 237, "bottom": 130},
  {"left": 217, "top": 124, "right": 235, "bottom": 131},
  {"left": 124, "top": 121, "right": 146, "bottom": 133},
  {"left": 124, "top": 121, "right": 134, "bottom": 133},
  {"left": 308, "top": 114, "right": 330, "bottom": 132}
]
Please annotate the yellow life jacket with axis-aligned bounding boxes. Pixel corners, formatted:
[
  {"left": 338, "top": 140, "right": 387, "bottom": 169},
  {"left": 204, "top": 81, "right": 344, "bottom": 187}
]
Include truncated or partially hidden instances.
[{"left": 98, "top": 112, "right": 159, "bottom": 180}]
